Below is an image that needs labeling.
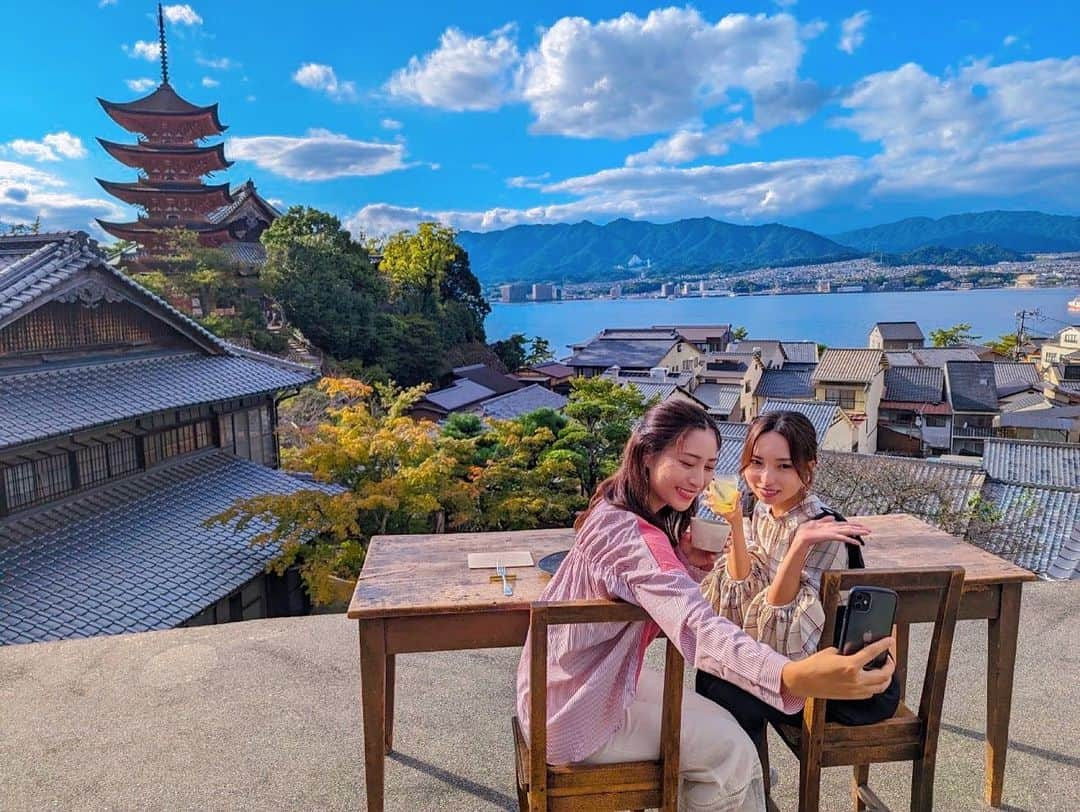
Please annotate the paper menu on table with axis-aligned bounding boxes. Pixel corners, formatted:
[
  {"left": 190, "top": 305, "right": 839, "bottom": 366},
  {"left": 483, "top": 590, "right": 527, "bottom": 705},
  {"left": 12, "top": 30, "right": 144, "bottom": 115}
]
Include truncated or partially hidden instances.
[{"left": 467, "top": 551, "right": 534, "bottom": 569}]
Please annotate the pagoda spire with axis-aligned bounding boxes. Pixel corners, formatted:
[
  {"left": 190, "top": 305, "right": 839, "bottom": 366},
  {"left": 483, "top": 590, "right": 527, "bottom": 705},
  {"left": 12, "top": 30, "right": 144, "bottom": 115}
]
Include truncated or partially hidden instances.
[{"left": 158, "top": 3, "right": 169, "bottom": 84}]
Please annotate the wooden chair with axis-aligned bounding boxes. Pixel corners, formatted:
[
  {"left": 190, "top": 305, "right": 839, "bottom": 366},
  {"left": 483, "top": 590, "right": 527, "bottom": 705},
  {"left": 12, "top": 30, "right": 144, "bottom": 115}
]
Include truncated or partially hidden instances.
[
  {"left": 511, "top": 600, "right": 685, "bottom": 812},
  {"left": 760, "top": 567, "right": 965, "bottom": 812}
]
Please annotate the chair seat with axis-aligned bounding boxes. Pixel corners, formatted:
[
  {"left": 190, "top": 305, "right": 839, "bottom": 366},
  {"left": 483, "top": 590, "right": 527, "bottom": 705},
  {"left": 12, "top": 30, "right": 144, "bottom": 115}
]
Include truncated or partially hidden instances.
[
  {"left": 513, "top": 715, "right": 665, "bottom": 810},
  {"left": 774, "top": 704, "right": 925, "bottom": 767}
]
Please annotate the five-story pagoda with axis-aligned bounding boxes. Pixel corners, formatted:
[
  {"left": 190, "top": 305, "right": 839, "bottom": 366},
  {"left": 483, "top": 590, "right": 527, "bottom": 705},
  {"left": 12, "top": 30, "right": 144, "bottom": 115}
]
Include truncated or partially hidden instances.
[{"left": 96, "top": 4, "right": 234, "bottom": 262}]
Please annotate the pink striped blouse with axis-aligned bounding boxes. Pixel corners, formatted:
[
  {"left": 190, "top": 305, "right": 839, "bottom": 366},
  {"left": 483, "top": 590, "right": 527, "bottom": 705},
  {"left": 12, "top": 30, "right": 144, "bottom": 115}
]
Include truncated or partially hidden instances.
[{"left": 516, "top": 499, "right": 803, "bottom": 765}]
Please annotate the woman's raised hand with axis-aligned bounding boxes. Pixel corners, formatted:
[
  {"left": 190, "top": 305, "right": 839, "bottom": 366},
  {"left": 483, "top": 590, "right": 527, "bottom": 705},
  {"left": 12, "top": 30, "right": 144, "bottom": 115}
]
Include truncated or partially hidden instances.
[
  {"left": 780, "top": 637, "right": 895, "bottom": 700},
  {"left": 678, "top": 529, "right": 718, "bottom": 570},
  {"left": 792, "top": 515, "right": 871, "bottom": 552}
]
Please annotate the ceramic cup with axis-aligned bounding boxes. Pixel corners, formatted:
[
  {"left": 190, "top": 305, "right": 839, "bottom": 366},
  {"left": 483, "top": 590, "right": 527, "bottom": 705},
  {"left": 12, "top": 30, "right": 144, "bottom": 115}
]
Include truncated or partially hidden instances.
[{"left": 690, "top": 515, "right": 731, "bottom": 552}]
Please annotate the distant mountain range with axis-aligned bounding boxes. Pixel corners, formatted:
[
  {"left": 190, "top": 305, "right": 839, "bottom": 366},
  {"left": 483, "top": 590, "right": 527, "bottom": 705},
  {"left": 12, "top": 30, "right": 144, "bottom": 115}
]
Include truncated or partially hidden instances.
[{"left": 456, "top": 210, "right": 1080, "bottom": 286}]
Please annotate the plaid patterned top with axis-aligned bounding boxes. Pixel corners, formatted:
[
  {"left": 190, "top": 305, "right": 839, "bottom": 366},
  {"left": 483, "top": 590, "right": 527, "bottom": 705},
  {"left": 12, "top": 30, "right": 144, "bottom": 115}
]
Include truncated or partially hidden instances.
[
  {"left": 516, "top": 498, "right": 802, "bottom": 765},
  {"left": 701, "top": 494, "right": 844, "bottom": 660}
]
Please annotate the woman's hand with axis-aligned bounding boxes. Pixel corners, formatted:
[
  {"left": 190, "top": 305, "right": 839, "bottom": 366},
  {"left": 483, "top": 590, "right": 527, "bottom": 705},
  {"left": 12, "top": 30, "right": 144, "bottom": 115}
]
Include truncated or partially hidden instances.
[
  {"left": 792, "top": 516, "right": 871, "bottom": 553},
  {"left": 678, "top": 529, "right": 718, "bottom": 571},
  {"left": 780, "top": 637, "right": 895, "bottom": 700}
]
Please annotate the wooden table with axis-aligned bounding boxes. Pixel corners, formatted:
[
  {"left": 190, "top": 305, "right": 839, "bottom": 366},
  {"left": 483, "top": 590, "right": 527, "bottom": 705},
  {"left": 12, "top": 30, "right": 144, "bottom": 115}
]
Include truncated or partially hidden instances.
[{"left": 348, "top": 514, "right": 1034, "bottom": 811}]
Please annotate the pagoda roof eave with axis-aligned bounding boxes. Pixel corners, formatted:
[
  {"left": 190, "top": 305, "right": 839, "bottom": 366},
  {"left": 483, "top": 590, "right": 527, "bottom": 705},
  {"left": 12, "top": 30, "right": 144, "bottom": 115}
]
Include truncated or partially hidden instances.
[
  {"left": 97, "top": 83, "right": 227, "bottom": 130},
  {"left": 97, "top": 99, "right": 227, "bottom": 137},
  {"left": 96, "top": 138, "right": 234, "bottom": 169},
  {"left": 97, "top": 220, "right": 234, "bottom": 239},
  {"left": 96, "top": 178, "right": 233, "bottom": 202}
]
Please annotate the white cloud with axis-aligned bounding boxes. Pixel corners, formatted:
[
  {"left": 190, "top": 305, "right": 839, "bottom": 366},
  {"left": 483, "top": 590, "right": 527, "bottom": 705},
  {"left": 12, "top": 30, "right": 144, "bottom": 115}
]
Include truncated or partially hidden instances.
[
  {"left": 386, "top": 25, "right": 520, "bottom": 111},
  {"left": 4, "top": 132, "right": 87, "bottom": 162},
  {"left": 0, "top": 160, "right": 124, "bottom": 233},
  {"left": 98, "top": 0, "right": 117, "bottom": 7},
  {"left": 520, "top": 8, "right": 814, "bottom": 138},
  {"left": 1003, "top": 34, "right": 1019, "bottom": 47},
  {"left": 625, "top": 120, "right": 759, "bottom": 167},
  {"left": 292, "top": 63, "right": 357, "bottom": 102},
  {"left": 381, "top": 118, "right": 404, "bottom": 130},
  {"left": 227, "top": 130, "right": 409, "bottom": 180},
  {"left": 197, "top": 55, "right": 236, "bottom": 70},
  {"left": 838, "top": 11, "right": 870, "bottom": 55},
  {"left": 125, "top": 78, "right": 156, "bottom": 92},
  {"left": 162, "top": 4, "right": 202, "bottom": 26},
  {"left": 201, "top": 77, "right": 220, "bottom": 88},
  {"left": 506, "top": 172, "right": 551, "bottom": 189},
  {"left": 125, "top": 40, "right": 161, "bottom": 61},
  {"left": 245, "top": 95, "right": 256, "bottom": 103}
]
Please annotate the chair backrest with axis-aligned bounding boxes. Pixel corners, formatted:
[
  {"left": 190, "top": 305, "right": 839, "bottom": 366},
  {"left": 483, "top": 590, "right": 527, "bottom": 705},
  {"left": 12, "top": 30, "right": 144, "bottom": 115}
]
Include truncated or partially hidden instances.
[
  {"left": 527, "top": 599, "right": 684, "bottom": 811},
  {"left": 806, "top": 567, "right": 965, "bottom": 745}
]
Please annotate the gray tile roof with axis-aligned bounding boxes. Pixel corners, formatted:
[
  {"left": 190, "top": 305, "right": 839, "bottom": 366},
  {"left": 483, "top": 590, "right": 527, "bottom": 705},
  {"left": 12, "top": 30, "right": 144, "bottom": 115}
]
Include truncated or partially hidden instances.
[
  {"left": 993, "top": 363, "right": 1041, "bottom": 397},
  {"left": 761, "top": 399, "right": 844, "bottom": 442},
  {"left": 1000, "top": 392, "right": 1049, "bottom": 413},
  {"left": 478, "top": 384, "right": 568, "bottom": 420},
  {"left": 0, "top": 451, "right": 333, "bottom": 645},
  {"left": 755, "top": 366, "right": 815, "bottom": 399},
  {"left": 996, "top": 405, "right": 1080, "bottom": 431},
  {"left": 0, "top": 352, "right": 316, "bottom": 451},
  {"left": 946, "top": 361, "right": 1000, "bottom": 412},
  {"left": 812, "top": 349, "right": 884, "bottom": 384},
  {"left": 694, "top": 383, "right": 742, "bottom": 415},
  {"left": 221, "top": 242, "right": 267, "bottom": 266},
  {"left": 884, "top": 365, "right": 945, "bottom": 403},
  {"left": 452, "top": 364, "right": 522, "bottom": 396},
  {"left": 887, "top": 348, "right": 982, "bottom": 368},
  {"left": 0, "top": 232, "right": 225, "bottom": 353},
  {"left": 729, "top": 340, "right": 786, "bottom": 367},
  {"left": 569, "top": 337, "right": 678, "bottom": 369},
  {"left": 423, "top": 378, "right": 495, "bottom": 411},
  {"left": 873, "top": 321, "right": 924, "bottom": 341},
  {"left": 815, "top": 451, "right": 986, "bottom": 534},
  {"left": 983, "top": 438, "right": 1080, "bottom": 488},
  {"left": 616, "top": 380, "right": 680, "bottom": 403},
  {"left": 979, "top": 482, "right": 1080, "bottom": 580},
  {"left": 714, "top": 422, "right": 750, "bottom": 475},
  {"left": 780, "top": 341, "right": 819, "bottom": 364}
]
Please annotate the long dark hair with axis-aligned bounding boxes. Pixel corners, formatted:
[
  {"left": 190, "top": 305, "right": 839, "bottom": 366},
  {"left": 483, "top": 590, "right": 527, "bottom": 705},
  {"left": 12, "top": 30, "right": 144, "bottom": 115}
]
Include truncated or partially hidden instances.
[
  {"left": 739, "top": 410, "right": 818, "bottom": 489},
  {"left": 576, "top": 399, "right": 721, "bottom": 546}
]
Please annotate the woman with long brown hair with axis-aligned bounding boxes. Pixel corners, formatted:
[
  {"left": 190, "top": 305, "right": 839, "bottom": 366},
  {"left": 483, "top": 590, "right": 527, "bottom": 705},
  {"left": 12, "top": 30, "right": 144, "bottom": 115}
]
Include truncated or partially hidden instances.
[{"left": 516, "top": 400, "right": 895, "bottom": 811}]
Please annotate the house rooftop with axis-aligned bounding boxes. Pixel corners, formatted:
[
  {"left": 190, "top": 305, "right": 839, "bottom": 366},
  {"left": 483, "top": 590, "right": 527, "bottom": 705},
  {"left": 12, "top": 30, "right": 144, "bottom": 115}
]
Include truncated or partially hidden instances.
[
  {"left": 872, "top": 321, "right": 925, "bottom": 341},
  {"left": 812, "top": 348, "right": 884, "bottom": 384},
  {"left": 0, "top": 451, "right": 332, "bottom": 645},
  {"left": 1, "top": 584, "right": 1075, "bottom": 810},
  {"left": 421, "top": 378, "right": 495, "bottom": 412},
  {"left": 779, "top": 340, "right": 819, "bottom": 364},
  {"left": 884, "top": 365, "right": 945, "bottom": 404},
  {"left": 983, "top": 438, "right": 1080, "bottom": 490},
  {"left": 755, "top": 366, "right": 816, "bottom": 399},
  {"left": 477, "top": 384, "right": 567, "bottom": 420},
  {"left": 693, "top": 383, "right": 741, "bottom": 415},
  {"left": 451, "top": 364, "right": 522, "bottom": 396},
  {"left": 886, "top": 347, "right": 981, "bottom": 368},
  {"left": 945, "top": 361, "right": 1000, "bottom": 413},
  {"left": 761, "top": 399, "right": 846, "bottom": 442},
  {"left": 568, "top": 336, "right": 678, "bottom": 370},
  {"left": 993, "top": 362, "right": 1042, "bottom": 397}
]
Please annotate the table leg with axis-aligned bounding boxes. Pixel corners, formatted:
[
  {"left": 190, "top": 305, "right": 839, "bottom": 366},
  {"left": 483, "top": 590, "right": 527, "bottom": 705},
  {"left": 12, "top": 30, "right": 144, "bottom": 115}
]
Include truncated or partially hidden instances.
[
  {"left": 894, "top": 623, "right": 910, "bottom": 702},
  {"left": 359, "top": 619, "right": 387, "bottom": 812},
  {"left": 985, "top": 583, "right": 1022, "bottom": 808},
  {"left": 386, "top": 654, "right": 396, "bottom": 753}
]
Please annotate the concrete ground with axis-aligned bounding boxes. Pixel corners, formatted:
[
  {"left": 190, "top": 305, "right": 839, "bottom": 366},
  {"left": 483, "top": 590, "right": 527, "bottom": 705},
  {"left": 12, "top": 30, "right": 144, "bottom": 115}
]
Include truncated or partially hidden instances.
[{"left": 1, "top": 581, "right": 1077, "bottom": 811}]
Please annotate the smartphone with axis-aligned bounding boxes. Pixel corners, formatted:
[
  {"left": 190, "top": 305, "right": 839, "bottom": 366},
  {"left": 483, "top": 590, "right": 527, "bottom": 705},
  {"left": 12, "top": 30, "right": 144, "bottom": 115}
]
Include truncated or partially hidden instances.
[{"left": 837, "top": 586, "right": 897, "bottom": 670}]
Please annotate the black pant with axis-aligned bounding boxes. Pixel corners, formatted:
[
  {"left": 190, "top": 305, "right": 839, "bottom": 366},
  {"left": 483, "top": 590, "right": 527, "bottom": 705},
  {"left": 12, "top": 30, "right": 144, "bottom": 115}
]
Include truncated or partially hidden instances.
[
  {"left": 695, "top": 670, "right": 801, "bottom": 742},
  {"left": 696, "top": 669, "right": 901, "bottom": 736}
]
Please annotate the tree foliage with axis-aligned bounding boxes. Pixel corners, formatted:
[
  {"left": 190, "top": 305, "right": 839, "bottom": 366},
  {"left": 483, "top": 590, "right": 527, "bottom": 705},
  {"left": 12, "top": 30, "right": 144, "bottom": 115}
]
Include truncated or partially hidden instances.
[{"left": 929, "top": 322, "right": 980, "bottom": 347}]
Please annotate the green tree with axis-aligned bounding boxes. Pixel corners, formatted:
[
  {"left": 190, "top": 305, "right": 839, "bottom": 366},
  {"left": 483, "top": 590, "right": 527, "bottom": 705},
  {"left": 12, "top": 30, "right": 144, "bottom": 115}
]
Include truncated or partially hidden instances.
[
  {"left": 378, "top": 222, "right": 459, "bottom": 314},
  {"left": 442, "top": 412, "right": 484, "bottom": 439},
  {"left": 929, "top": 322, "right": 980, "bottom": 347},
  {"left": 986, "top": 333, "right": 1020, "bottom": 358},
  {"left": 525, "top": 336, "right": 555, "bottom": 366},
  {"left": 555, "top": 377, "right": 652, "bottom": 494},
  {"left": 491, "top": 333, "right": 529, "bottom": 372},
  {"left": 261, "top": 207, "right": 386, "bottom": 363},
  {"left": 732, "top": 326, "right": 749, "bottom": 341}
]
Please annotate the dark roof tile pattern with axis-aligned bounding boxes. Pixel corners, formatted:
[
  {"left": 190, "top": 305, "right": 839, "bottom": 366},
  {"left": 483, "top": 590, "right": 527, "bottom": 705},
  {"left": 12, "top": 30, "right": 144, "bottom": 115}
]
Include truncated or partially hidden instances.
[
  {"left": 993, "top": 363, "right": 1041, "bottom": 397},
  {"left": 694, "top": 383, "right": 742, "bottom": 414},
  {"left": 812, "top": 349, "right": 884, "bottom": 384},
  {"left": 780, "top": 342, "right": 819, "bottom": 364},
  {"left": 478, "top": 384, "right": 568, "bottom": 419},
  {"left": 569, "top": 337, "right": 678, "bottom": 369},
  {"left": 0, "top": 352, "right": 316, "bottom": 450},
  {"left": 946, "top": 361, "right": 1000, "bottom": 412},
  {"left": 873, "top": 322, "right": 924, "bottom": 341},
  {"left": 422, "top": 378, "right": 495, "bottom": 411},
  {"left": 884, "top": 365, "right": 945, "bottom": 403},
  {"left": 756, "top": 367, "right": 815, "bottom": 398},
  {"left": 761, "top": 399, "right": 844, "bottom": 441},
  {"left": 0, "top": 451, "right": 335, "bottom": 645},
  {"left": 452, "top": 364, "right": 522, "bottom": 396},
  {"left": 980, "top": 482, "right": 1080, "bottom": 580}
]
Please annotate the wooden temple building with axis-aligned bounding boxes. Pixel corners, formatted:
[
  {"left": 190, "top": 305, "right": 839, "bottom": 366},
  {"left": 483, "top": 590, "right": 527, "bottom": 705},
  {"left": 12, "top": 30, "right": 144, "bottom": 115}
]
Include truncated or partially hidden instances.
[
  {"left": 96, "top": 4, "right": 278, "bottom": 274},
  {"left": 0, "top": 232, "right": 328, "bottom": 645}
]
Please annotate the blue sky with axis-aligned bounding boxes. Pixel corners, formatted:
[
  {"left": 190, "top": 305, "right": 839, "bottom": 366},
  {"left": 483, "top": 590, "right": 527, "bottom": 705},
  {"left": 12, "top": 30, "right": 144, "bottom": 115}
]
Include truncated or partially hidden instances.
[{"left": 1, "top": 1, "right": 1077, "bottom": 240}]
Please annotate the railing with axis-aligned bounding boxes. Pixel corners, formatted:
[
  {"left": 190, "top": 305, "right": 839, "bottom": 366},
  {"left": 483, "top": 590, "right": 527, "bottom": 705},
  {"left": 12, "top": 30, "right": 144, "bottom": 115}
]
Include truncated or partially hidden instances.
[{"left": 953, "top": 425, "right": 995, "bottom": 438}]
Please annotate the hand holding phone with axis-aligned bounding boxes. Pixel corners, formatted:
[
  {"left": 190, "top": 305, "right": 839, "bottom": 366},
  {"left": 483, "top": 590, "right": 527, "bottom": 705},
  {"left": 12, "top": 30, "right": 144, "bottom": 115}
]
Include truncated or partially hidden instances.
[{"left": 837, "top": 586, "right": 897, "bottom": 670}]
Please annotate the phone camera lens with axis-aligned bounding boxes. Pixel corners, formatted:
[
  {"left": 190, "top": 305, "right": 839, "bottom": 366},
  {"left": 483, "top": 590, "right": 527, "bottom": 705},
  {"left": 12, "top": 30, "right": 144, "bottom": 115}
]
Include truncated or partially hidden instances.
[{"left": 853, "top": 594, "right": 872, "bottom": 612}]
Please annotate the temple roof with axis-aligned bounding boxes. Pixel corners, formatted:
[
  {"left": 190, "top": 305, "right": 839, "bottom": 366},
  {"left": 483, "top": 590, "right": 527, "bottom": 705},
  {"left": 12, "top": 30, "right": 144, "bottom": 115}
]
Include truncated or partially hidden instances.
[
  {"left": 207, "top": 180, "right": 282, "bottom": 224},
  {"left": 96, "top": 179, "right": 232, "bottom": 207},
  {"left": 96, "top": 219, "right": 233, "bottom": 241},
  {"left": 98, "top": 83, "right": 226, "bottom": 132},
  {"left": 97, "top": 138, "right": 232, "bottom": 170}
]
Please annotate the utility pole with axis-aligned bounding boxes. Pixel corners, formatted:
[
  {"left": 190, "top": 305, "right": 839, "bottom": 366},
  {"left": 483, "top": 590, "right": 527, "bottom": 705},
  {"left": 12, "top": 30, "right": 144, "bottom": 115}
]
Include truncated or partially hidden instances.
[{"left": 1015, "top": 309, "right": 1039, "bottom": 360}]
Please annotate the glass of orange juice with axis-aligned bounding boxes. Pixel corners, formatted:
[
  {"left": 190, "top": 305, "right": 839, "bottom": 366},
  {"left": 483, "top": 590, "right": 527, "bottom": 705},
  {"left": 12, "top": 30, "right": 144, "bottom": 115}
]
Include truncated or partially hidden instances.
[{"left": 706, "top": 476, "right": 741, "bottom": 515}]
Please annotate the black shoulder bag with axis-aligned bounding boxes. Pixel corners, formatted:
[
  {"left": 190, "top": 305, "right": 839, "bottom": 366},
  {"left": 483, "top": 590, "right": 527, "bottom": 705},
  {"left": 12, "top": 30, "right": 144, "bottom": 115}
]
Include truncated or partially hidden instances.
[{"left": 813, "top": 507, "right": 901, "bottom": 726}]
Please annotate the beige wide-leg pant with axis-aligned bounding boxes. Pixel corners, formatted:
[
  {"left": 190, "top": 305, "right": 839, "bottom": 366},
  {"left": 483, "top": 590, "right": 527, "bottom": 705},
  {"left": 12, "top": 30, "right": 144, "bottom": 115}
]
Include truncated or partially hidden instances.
[{"left": 582, "top": 668, "right": 766, "bottom": 811}]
